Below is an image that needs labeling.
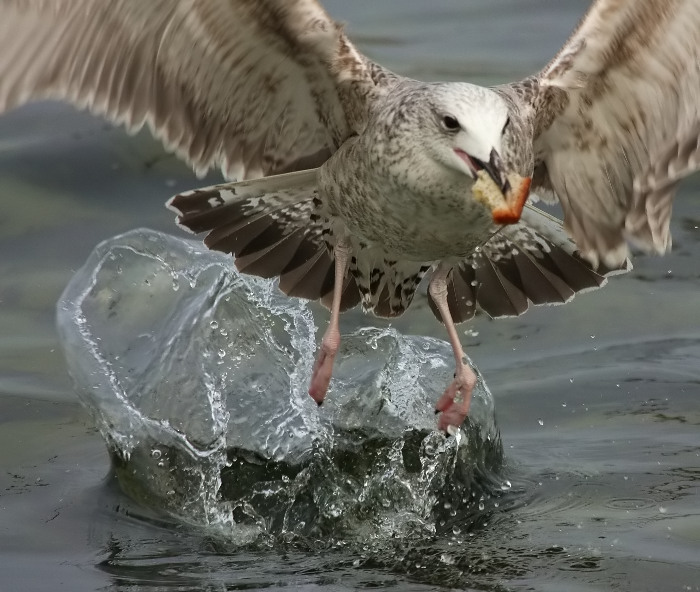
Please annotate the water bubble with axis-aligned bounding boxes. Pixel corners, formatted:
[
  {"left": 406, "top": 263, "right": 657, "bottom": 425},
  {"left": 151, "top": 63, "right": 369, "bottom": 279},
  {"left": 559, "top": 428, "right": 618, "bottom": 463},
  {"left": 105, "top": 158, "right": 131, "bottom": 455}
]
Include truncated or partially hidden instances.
[
  {"left": 218, "top": 349, "right": 226, "bottom": 358},
  {"left": 500, "top": 480, "right": 512, "bottom": 491},
  {"left": 659, "top": 506, "right": 668, "bottom": 514},
  {"left": 210, "top": 320, "right": 219, "bottom": 330},
  {"left": 470, "top": 280, "right": 478, "bottom": 287},
  {"left": 478, "top": 501, "right": 485, "bottom": 511},
  {"left": 538, "top": 418, "right": 544, "bottom": 426},
  {"left": 151, "top": 449, "right": 162, "bottom": 459}
]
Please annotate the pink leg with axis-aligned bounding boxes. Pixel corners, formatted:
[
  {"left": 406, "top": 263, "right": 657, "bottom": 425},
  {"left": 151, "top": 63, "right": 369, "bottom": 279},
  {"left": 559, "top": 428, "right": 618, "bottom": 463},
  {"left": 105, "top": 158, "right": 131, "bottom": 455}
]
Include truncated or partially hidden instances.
[
  {"left": 428, "top": 263, "right": 477, "bottom": 432},
  {"left": 308, "top": 241, "right": 350, "bottom": 405}
]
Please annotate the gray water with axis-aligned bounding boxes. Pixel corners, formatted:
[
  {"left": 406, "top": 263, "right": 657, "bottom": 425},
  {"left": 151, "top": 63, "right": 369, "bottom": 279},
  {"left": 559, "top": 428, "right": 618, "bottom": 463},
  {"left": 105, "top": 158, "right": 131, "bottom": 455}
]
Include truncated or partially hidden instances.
[{"left": 0, "top": 1, "right": 698, "bottom": 590}]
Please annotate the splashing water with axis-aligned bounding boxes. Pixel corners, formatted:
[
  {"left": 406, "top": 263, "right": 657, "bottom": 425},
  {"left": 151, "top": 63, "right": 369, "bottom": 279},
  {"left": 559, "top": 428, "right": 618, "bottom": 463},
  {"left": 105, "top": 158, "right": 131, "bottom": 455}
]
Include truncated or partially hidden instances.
[{"left": 56, "top": 229, "right": 504, "bottom": 547}]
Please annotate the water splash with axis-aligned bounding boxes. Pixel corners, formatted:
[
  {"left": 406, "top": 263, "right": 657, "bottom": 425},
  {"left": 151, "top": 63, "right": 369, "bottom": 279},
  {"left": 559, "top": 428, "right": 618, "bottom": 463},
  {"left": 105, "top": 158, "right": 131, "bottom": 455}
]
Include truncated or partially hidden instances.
[{"left": 57, "top": 228, "right": 504, "bottom": 545}]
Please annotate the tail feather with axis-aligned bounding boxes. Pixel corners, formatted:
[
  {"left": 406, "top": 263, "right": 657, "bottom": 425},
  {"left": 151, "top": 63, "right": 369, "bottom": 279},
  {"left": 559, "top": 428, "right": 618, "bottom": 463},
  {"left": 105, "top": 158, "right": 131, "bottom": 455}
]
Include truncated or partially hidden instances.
[
  {"left": 167, "top": 168, "right": 361, "bottom": 311},
  {"left": 428, "top": 204, "right": 631, "bottom": 324}
]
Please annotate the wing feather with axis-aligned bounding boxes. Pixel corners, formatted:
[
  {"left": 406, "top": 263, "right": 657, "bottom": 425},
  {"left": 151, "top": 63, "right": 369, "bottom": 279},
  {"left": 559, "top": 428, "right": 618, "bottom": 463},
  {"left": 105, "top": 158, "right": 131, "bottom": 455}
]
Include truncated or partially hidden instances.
[
  {"left": 629, "top": 123, "right": 700, "bottom": 251},
  {"left": 0, "top": 0, "right": 389, "bottom": 179},
  {"left": 512, "top": 0, "right": 700, "bottom": 267}
]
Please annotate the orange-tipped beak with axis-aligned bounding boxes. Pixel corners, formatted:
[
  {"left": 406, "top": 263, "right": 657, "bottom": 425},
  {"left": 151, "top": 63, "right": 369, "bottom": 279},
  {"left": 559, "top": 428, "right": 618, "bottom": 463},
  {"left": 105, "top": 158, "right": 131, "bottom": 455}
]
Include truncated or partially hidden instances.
[{"left": 491, "top": 174, "right": 531, "bottom": 225}]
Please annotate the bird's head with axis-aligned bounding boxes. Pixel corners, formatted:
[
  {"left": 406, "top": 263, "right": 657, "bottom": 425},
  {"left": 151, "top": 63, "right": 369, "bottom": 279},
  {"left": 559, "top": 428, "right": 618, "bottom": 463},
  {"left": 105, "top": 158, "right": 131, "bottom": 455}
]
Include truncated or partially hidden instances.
[{"left": 422, "top": 82, "right": 532, "bottom": 225}]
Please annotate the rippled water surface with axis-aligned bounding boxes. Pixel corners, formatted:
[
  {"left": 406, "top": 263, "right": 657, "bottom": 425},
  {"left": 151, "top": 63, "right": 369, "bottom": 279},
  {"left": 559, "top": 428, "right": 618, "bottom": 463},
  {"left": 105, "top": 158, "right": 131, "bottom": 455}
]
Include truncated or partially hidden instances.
[{"left": 1, "top": 1, "right": 699, "bottom": 591}]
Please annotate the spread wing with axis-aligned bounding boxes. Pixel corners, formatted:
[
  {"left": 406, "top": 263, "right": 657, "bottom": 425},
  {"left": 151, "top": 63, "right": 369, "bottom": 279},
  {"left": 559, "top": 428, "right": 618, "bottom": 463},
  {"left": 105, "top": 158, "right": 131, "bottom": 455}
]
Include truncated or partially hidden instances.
[
  {"left": 517, "top": 0, "right": 700, "bottom": 268},
  {"left": 0, "top": 0, "right": 389, "bottom": 179}
]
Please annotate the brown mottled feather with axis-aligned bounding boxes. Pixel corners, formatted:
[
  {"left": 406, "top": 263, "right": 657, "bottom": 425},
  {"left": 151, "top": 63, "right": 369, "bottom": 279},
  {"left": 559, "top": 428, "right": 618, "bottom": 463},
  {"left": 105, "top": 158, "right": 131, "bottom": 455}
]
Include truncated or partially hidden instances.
[
  {"left": 500, "top": 0, "right": 700, "bottom": 268},
  {"left": 0, "top": 0, "right": 392, "bottom": 179}
]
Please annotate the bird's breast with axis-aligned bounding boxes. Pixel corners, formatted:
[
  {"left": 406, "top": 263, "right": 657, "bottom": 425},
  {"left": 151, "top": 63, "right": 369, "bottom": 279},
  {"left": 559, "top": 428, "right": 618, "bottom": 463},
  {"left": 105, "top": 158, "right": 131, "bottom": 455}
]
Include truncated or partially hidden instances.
[{"left": 320, "top": 161, "right": 493, "bottom": 262}]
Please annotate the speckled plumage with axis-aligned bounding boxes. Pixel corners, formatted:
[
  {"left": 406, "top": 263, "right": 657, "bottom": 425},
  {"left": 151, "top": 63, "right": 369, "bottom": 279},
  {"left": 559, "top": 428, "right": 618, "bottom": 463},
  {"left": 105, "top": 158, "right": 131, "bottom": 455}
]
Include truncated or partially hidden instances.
[{"left": 2, "top": 0, "right": 697, "bottom": 429}]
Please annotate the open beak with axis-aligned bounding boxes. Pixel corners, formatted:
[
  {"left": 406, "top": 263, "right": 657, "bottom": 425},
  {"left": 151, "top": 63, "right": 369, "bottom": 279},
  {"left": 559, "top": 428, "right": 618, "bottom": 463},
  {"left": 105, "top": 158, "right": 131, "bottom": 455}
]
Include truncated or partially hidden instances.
[{"left": 458, "top": 148, "right": 531, "bottom": 225}]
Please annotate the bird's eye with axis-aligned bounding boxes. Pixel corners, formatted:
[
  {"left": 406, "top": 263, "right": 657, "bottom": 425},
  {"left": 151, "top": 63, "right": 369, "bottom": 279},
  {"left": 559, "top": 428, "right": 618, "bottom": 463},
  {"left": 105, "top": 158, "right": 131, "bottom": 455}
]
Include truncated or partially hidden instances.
[
  {"left": 441, "top": 115, "right": 461, "bottom": 131},
  {"left": 502, "top": 116, "right": 511, "bottom": 134}
]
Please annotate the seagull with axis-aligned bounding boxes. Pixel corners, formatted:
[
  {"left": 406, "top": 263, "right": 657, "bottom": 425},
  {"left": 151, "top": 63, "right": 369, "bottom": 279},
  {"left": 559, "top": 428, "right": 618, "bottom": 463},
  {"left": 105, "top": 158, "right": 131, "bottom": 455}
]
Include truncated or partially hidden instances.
[{"left": 1, "top": 1, "right": 698, "bottom": 431}]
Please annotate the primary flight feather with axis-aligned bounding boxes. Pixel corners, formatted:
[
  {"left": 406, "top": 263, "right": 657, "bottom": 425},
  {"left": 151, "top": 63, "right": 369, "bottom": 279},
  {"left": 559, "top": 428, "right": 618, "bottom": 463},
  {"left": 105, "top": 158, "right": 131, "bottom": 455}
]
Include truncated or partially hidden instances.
[{"left": 1, "top": 0, "right": 697, "bottom": 431}]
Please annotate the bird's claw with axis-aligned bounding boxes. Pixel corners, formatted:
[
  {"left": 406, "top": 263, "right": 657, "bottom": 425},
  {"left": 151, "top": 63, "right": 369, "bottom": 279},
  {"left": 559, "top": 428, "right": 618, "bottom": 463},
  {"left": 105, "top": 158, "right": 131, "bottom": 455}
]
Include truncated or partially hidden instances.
[
  {"left": 308, "top": 345, "right": 335, "bottom": 405},
  {"left": 435, "top": 365, "right": 476, "bottom": 432}
]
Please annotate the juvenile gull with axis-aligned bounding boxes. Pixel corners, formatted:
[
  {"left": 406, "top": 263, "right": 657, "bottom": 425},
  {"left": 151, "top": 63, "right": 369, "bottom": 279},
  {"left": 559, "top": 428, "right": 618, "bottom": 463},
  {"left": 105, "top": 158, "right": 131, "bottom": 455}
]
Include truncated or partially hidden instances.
[{"left": 1, "top": 0, "right": 698, "bottom": 430}]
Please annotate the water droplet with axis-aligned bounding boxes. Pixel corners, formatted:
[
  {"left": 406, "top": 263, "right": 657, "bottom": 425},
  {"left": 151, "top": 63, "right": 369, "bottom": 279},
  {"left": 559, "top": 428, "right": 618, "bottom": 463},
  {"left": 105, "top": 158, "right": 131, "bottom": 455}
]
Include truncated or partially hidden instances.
[
  {"left": 210, "top": 320, "right": 219, "bottom": 330},
  {"left": 151, "top": 449, "right": 162, "bottom": 459},
  {"left": 218, "top": 349, "right": 226, "bottom": 358},
  {"left": 659, "top": 506, "right": 668, "bottom": 514},
  {"left": 500, "top": 480, "right": 512, "bottom": 491},
  {"left": 328, "top": 504, "right": 342, "bottom": 517},
  {"left": 452, "top": 526, "right": 461, "bottom": 535},
  {"left": 478, "top": 501, "right": 485, "bottom": 511},
  {"left": 538, "top": 418, "right": 544, "bottom": 426},
  {"left": 470, "top": 280, "right": 478, "bottom": 287},
  {"left": 440, "top": 553, "right": 455, "bottom": 565}
]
